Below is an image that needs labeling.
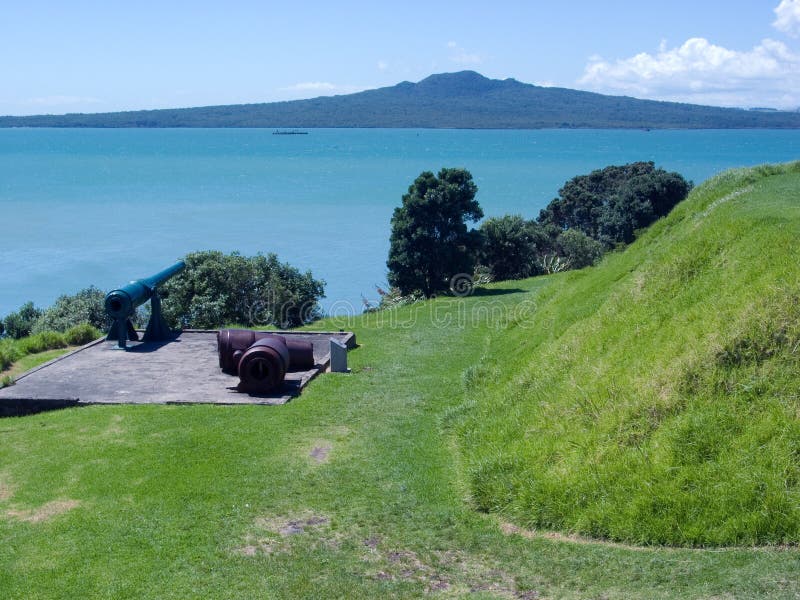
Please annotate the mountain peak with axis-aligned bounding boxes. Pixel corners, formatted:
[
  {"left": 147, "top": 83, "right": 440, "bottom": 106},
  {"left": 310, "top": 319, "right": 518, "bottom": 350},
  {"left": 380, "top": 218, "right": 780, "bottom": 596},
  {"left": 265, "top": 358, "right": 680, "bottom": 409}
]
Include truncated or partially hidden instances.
[{"left": 411, "top": 71, "right": 505, "bottom": 96}]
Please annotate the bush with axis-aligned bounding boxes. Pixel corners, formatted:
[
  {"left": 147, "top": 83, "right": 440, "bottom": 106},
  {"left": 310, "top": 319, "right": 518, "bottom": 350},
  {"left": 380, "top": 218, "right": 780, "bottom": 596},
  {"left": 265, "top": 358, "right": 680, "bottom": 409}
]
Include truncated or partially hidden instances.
[
  {"left": 556, "top": 229, "right": 604, "bottom": 269},
  {"left": 3, "top": 301, "right": 43, "bottom": 339},
  {"left": 479, "top": 215, "right": 550, "bottom": 280},
  {"left": 160, "top": 251, "right": 325, "bottom": 329},
  {"left": 64, "top": 323, "right": 102, "bottom": 346},
  {"left": 0, "top": 339, "right": 21, "bottom": 371},
  {"left": 31, "top": 286, "right": 107, "bottom": 335},
  {"left": 17, "top": 331, "right": 67, "bottom": 354}
]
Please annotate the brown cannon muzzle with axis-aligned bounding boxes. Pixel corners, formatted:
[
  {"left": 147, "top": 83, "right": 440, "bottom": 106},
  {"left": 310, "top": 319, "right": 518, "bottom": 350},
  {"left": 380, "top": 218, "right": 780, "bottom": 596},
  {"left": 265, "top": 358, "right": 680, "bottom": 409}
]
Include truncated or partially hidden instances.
[
  {"left": 218, "top": 329, "right": 315, "bottom": 375},
  {"left": 217, "top": 329, "right": 316, "bottom": 394},
  {"left": 237, "top": 336, "right": 290, "bottom": 394}
]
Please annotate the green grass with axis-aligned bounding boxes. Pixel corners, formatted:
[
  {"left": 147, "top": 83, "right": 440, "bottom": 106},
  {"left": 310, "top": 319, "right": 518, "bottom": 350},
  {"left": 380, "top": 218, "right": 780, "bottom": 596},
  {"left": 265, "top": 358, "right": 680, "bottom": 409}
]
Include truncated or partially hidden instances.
[
  {"left": 0, "top": 323, "right": 101, "bottom": 376},
  {"left": 1, "top": 164, "right": 799, "bottom": 598},
  {"left": 459, "top": 162, "right": 800, "bottom": 547},
  {"left": 0, "top": 347, "right": 79, "bottom": 383}
]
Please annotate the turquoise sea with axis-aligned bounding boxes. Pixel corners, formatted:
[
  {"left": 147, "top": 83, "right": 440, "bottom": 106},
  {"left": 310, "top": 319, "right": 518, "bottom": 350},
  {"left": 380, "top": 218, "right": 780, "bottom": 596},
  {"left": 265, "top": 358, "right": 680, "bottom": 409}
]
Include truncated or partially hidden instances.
[{"left": 0, "top": 128, "right": 798, "bottom": 318}]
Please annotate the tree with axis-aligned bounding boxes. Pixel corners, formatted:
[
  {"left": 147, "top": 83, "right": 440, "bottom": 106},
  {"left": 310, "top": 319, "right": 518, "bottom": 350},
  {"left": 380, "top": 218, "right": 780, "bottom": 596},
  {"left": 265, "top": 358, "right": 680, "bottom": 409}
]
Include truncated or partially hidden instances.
[
  {"left": 3, "top": 301, "right": 42, "bottom": 339},
  {"left": 479, "top": 215, "right": 550, "bottom": 280},
  {"left": 387, "top": 168, "right": 483, "bottom": 296},
  {"left": 159, "top": 251, "right": 325, "bottom": 329},
  {"left": 538, "top": 162, "right": 691, "bottom": 247},
  {"left": 31, "top": 286, "right": 107, "bottom": 334}
]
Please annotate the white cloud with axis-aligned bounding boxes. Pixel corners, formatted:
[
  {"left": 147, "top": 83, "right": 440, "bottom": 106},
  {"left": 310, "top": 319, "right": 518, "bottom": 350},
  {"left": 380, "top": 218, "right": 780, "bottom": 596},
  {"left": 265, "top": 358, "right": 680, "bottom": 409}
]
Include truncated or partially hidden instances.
[
  {"left": 447, "top": 41, "right": 483, "bottom": 66},
  {"left": 774, "top": 0, "right": 800, "bottom": 37},
  {"left": 579, "top": 37, "right": 800, "bottom": 109},
  {"left": 377, "top": 60, "right": 388, "bottom": 71}
]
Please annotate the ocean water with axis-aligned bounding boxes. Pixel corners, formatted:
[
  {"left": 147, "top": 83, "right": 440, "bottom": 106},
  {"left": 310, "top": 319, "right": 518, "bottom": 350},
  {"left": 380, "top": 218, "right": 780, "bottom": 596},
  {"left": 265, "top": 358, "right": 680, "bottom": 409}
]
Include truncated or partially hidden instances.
[{"left": 0, "top": 128, "right": 797, "bottom": 318}]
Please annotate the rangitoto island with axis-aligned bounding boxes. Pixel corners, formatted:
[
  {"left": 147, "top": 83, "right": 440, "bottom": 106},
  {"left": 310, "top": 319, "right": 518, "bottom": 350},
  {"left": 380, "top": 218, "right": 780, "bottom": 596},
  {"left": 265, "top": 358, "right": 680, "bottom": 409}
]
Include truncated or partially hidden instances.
[{"left": 2, "top": 71, "right": 800, "bottom": 129}]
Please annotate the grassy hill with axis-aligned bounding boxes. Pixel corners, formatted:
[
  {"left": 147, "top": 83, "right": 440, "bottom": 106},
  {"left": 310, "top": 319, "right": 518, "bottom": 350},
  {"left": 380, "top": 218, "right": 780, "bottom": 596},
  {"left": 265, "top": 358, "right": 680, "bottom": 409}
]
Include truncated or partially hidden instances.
[
  {"left": 1, "top": 163, "right": 799, "bottom": 597},
  {"left": 2, "top": 71, "right": 800, "bottom": 129},
  {"left": 459, "top": 161, "right": 800, "bottom": 546}
]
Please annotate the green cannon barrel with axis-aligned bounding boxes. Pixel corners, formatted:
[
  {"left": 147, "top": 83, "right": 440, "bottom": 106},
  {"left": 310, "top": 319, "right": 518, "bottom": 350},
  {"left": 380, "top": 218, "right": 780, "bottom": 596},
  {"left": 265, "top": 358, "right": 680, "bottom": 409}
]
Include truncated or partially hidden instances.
[
  {"left": 105, "top": 261, "right": 185, "bottom": 319},
  {"left": 105, "top": 260, "right": 186, "bottom": 349}
]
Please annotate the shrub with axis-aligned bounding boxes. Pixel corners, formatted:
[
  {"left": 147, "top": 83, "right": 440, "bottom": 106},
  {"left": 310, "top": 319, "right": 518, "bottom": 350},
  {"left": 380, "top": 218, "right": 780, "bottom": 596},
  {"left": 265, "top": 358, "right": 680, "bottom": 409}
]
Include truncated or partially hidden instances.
[
  {"left": 0, "top": 339, "right": 21, "bottom": 371},
  {"left": 160, "top": 251, "right": 325, "bottom": 329},
  {"left": 3, "top": 301, "right": 43, "bottom": 339},
  {"left": 17, "top": 331, "right": 67, "bottom": 355},
  {"left": 373, "top": 285, "right": 424, "bottom": 311},
  {"left": 64, "top": 323, "right": 102, "bottom": 346},
  {"left": 31, "top": 286, "right": 107, "bottom": 334},
  {"left": 479, "top": 215, "right": 550, "bottom": 280},
  {"left": 556, "top": 229, "right": 604, "bottom": 269}
]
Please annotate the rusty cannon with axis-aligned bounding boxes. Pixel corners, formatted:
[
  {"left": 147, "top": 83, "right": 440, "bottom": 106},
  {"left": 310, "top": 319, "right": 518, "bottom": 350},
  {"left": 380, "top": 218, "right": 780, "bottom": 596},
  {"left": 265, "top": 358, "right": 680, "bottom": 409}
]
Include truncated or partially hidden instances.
[
  {"left": 105, "top": 261, "right": 186, "bottom": 350},
  {"left": 217, "top": 329, "right": 315, "bottom": 394}
]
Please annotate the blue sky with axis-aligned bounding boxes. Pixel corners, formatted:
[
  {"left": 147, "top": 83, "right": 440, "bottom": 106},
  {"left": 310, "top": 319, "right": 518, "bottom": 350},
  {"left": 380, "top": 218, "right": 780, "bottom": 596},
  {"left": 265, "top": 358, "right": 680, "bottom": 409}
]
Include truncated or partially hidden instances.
[{"left": 2, "top": 0, "right": 799, "bottom": 115}]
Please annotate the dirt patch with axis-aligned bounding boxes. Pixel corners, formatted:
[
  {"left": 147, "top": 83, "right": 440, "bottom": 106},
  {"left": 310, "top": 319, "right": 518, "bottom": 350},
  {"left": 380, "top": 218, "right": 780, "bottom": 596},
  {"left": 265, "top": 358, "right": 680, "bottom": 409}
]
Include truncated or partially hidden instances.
[
  {"left": 309, "top": 443, "right": 332, "bottom": 463},
  {"left": 254, "top": 511, "right": 329, "bottom": 533},
  {"left": 366, "top": 545, "right": 534, "bottom": 598},
  {"left": 271, "top": 514, "right": 330, "bottom": 536},
  {"left": 363, "top": 535, "right": 381, "bottom": 549},
  {"left": 232, "top": 538, "right": 278, "bottom": 556},
  {"left": 235, "top": 511, "right": 334, "bottom": 557},
  {"left": 6, "top": 499, "right": 81, "bottom": 523},
  {"left": 237, "top": 545, "right": 258, "bottom": 557}
]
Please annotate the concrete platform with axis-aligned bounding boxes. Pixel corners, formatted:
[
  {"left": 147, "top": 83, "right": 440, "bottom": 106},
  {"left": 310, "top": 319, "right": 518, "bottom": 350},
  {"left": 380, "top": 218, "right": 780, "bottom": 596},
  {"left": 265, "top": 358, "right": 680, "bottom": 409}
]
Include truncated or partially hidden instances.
[{"left": 0, "top": 330, "right": 354, "bottom": 413}]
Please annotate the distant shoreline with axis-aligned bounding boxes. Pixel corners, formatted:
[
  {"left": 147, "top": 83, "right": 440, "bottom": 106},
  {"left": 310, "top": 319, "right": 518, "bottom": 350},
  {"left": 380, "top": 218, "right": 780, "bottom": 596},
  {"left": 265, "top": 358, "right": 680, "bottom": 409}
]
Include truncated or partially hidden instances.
[{"left": 1, "top": 71, "right": 799, "bottom": 130}]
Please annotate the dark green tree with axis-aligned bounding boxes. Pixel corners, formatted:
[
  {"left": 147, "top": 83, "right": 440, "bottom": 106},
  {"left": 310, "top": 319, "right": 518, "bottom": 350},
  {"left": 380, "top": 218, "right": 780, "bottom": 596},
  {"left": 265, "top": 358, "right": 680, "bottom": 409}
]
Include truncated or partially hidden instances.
[
  {"left": 159, "top": 251, "right": 325, "bottom": 329},
  {"left": 3, "top": 301, "right": 43, "bottom": 339},
  {"left": 598, "top": 170, "right": 692, "bottom": 245},
  {"left": 387, "top": 168, "right": 483, "bottom": 296},
  {"left": 479, "top": 215, "right": 550, "bottom": 280},
  {"left": 538, "top": 162, "right": 691, "bottom": 246}
]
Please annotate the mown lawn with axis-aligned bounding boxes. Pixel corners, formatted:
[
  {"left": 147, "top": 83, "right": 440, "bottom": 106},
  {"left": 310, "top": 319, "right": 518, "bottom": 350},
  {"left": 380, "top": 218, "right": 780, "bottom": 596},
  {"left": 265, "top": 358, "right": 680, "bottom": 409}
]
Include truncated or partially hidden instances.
[{"left": 1, "top": 275, "right": 798, "bottom": 598}]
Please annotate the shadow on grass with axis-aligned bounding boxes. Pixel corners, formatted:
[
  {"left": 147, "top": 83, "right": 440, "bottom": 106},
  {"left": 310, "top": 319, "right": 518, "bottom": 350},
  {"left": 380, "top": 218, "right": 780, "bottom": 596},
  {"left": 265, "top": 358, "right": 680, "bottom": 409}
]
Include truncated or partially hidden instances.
[{"left": 469, "top": 287, "right": 527, "bottom": 297}]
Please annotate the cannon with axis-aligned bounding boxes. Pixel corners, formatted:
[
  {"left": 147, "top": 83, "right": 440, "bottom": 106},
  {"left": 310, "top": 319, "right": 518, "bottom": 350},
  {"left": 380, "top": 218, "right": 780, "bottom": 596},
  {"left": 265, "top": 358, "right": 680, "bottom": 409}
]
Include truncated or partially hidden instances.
[
  {"left": 217, "top": 329, "right": 315, "bottom": 394},
  {"left": 105, "top": 261, "right": 186, "bottom": 349}
]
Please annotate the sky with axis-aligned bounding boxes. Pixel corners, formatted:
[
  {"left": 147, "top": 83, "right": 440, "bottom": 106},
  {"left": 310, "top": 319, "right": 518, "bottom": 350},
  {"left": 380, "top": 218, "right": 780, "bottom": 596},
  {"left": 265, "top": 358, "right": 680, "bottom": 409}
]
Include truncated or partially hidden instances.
[{"left": 1, "top": 0, "right": 799, "bottom": 116}]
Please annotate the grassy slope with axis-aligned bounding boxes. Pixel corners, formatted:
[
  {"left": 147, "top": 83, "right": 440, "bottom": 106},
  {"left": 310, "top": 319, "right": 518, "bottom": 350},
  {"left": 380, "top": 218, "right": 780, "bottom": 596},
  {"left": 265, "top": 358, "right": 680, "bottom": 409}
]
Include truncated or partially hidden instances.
[
  {"left": 0, "top": 165, "right": 798, "bottom": 598},
  {"left": 460, "top": 162, "right": 800, "bottom": 547},
  {"left": 1, "top": 347, "right": 77, "bottom": 382}
]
